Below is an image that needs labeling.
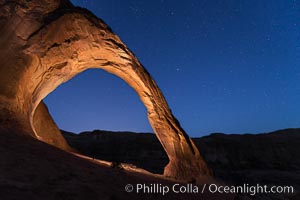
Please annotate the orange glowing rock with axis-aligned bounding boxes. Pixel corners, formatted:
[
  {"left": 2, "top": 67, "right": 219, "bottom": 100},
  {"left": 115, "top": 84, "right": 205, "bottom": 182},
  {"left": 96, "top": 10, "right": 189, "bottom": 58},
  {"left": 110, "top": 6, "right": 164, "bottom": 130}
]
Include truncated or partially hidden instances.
[{"left": 0, "top": 0, "right": 210, "bottom": 181}]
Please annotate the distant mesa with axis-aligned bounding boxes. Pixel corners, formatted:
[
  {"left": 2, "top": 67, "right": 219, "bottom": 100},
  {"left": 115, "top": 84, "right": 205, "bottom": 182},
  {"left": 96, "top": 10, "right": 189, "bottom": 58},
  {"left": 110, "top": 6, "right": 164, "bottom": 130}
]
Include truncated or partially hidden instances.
[
  {"left": 0, "top": 0, "right": 208, "bottom": 181},
  {"left": 62, "top": 128, "right": 300, "bottom": 189}
]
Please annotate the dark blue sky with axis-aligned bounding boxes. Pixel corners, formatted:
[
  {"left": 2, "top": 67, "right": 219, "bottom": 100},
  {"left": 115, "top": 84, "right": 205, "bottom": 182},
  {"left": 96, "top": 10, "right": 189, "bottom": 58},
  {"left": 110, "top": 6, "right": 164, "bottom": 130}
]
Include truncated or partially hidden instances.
[{"left": 44, "top": 0, "right": 300, "bottom": 136}]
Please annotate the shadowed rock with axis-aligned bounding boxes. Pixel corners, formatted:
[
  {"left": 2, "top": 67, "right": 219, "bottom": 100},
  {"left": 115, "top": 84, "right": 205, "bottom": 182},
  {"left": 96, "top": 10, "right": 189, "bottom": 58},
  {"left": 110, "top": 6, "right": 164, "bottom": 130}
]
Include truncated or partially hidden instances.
[{"left": 0, "top": 0, "right": 209, "bottom": 181}]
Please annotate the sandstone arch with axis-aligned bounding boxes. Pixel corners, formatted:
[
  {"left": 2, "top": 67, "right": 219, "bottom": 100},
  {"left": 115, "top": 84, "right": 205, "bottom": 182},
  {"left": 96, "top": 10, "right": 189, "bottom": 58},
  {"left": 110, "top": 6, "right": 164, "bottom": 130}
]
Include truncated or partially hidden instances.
[{"left": 0, "top": 0, "right": 209, "bottom": 180}]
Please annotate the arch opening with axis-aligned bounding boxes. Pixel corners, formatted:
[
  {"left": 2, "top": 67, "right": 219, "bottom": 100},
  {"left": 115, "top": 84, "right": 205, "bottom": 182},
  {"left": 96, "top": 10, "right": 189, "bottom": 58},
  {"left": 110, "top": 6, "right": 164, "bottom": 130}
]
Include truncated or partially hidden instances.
[{"left": 36, "top": 68, "right": 169, "bottom": 174}]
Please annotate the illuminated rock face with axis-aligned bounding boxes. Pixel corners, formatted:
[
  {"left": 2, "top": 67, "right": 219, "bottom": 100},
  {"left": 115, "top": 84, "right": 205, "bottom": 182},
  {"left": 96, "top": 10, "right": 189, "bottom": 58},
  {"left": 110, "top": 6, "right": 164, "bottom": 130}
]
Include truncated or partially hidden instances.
[{"left": 0, "top": 0, "right": 210, "bottom": 180}]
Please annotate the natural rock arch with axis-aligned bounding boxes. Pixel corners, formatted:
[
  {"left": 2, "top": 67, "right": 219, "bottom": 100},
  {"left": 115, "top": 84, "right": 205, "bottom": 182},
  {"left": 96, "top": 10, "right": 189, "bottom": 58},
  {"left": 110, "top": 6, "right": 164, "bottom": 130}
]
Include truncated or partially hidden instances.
[{"left": 0, "top": 0, "right": 209, "bottom": 181}]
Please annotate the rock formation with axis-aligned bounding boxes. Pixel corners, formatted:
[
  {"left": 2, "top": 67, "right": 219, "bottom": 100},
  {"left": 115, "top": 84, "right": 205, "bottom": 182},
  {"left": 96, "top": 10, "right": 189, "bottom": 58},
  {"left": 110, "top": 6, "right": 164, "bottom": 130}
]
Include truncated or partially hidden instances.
[{"left": 0, "top": 0, "right": 209, "bottom": 180}]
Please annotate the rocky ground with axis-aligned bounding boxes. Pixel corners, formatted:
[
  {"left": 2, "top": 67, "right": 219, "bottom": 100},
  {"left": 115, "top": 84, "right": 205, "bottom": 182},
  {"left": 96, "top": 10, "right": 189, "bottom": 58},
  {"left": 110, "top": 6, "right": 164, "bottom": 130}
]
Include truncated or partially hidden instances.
[{"left": 0, "top": 129, "right": 231, "bottom": 200}]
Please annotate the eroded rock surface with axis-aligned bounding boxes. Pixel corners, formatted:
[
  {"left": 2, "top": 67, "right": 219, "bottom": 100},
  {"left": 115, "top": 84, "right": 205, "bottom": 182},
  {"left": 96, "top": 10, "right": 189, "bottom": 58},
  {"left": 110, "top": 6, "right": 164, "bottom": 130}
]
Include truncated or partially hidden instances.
[
  {"left": 33, "top": 101, "right": 72, "bottom": 151},
  {"left": 0, "top": 0, "right": 209, "bottom": 180}
]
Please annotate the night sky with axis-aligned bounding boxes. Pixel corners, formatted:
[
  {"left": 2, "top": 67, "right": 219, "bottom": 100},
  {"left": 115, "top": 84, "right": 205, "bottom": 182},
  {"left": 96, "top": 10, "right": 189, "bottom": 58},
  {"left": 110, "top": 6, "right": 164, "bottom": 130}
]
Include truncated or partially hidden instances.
[{"left": 44, "top": 0, "right": 300, "bottom": 137}]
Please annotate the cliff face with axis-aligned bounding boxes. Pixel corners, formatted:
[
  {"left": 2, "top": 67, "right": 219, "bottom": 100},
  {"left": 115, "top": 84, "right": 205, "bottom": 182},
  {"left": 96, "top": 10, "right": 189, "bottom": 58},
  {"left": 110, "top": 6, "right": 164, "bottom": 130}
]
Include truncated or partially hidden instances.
[
  {"left": 63, "top": 130, "right": 169, "bottom": 174},
  {"left": 0, "top": 0, "right": 209, "bottom": 180},
  {"left": 194, "top": 129, "right": 300, "bottom": 184}
]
